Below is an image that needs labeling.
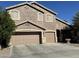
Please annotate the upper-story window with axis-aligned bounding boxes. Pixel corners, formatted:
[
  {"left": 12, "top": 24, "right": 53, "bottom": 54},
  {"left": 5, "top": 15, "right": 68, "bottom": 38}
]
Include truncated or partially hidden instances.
[
  {"left": 38, "top": 12, "right": 43, "bottom": 21},
  {"left": 46, "top": 14, "right": 53, "bottom": 22},
  {"left": 9, "top": 10, "right": 20, "bottom": 20}
]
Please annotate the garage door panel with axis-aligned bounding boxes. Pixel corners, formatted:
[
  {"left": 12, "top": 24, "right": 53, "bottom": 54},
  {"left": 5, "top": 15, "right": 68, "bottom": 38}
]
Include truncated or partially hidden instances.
[
  {"left": 11, "top": 32, "right": 40, "bottom": 45},
  {"left": 45, "top": 32, "right": 55, "bottom": 43}
]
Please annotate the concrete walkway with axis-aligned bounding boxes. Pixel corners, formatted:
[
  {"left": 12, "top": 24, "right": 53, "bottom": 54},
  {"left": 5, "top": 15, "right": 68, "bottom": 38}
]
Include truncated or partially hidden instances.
[{"left": 10, "top": 43, "right": 79, "bottom": 58}]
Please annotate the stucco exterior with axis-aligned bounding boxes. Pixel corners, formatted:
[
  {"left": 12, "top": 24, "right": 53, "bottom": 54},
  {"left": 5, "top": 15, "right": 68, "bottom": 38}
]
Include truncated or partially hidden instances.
[{"left": 6, "top": 2, "right": 70, "bottom": 45}]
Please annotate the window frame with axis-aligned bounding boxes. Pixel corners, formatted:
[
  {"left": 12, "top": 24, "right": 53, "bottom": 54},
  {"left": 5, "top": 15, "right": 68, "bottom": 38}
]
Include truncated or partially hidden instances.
[
  {"left": 38, "top": 12, "right": 44, "bottom": 21},
  {"left": 45, "top": 14, "right": 53, "bottom": 22},
  {"left": 9, "top": 10, "right": 20, "bottom": 20}
]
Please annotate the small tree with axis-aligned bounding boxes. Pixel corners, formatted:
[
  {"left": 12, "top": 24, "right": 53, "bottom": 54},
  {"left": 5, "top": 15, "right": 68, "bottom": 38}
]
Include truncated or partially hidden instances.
[
  {"left": 72, "top": 12, "right": 79, "bottom": 36},
  {"left": 69, "top": 11, "right": 79, "bottom": 43},
  {"left": 0, "top": 8, "right": 16, "bottom": 49}
]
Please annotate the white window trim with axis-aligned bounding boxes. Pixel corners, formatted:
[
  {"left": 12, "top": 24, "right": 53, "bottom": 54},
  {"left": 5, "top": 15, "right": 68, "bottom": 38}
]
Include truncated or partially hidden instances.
[
  {"left": 38, "top": 12, "right": 43, "bottom": 21},
  {"left": 9, "top": 10, "right": 20, "bottom": 20}
]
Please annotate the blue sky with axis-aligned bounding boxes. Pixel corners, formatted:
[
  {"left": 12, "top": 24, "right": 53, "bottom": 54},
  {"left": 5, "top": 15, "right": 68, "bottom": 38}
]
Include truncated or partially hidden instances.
[{"left": 0, "top": 1, "right": 79, "bottom": 24}]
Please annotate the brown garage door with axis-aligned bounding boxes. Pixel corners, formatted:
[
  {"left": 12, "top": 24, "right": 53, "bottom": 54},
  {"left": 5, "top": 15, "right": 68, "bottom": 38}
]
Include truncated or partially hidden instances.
[
  {"left": 45, "top": 32, "right": 56, "bottom": 43},
  {"left": 11, "top": 32, "right": 41, "bottom": 45}
]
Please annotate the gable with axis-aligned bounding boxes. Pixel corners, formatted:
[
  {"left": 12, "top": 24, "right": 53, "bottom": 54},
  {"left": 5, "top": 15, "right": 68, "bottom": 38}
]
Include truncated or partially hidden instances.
[
  {"left": 7, "top": 2, "right": 44, "bottom": 23},
  {"left": 16, "top": 21, "right": 45, "bottom": 30}
]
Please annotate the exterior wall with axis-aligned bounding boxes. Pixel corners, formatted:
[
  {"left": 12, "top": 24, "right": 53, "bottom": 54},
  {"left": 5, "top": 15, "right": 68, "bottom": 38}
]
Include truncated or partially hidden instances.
[
  {"left": 31, "top": 3, "right": 69, "bottom": 30},
  {"left": 31, "top": 3, "right": 56, "bottom": 30},
  {"left": 8, "top": 5, "right": 41, "bottom": 26},
  {"left": 54, "top": 19, "right": 68, "bottom": 30}
]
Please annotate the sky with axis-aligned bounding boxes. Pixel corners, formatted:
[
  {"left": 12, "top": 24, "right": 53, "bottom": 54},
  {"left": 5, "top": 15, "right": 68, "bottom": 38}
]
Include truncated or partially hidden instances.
[{"left": 0, "top": 1, "right": 79, "bottom": 24}]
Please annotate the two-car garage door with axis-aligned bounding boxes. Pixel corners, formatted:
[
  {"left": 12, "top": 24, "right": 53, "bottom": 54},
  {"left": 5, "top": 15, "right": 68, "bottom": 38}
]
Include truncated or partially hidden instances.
[{"left": 11, "top": 32, "right": 41, "bottom": 45}]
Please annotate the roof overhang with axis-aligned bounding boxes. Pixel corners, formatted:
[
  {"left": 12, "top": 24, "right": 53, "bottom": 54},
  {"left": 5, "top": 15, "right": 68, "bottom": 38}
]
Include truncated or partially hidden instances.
[
  {"left": 6, "top": 2, "right": 28, "bottom": 10},
  {"left": 6, "top": 1, "right": 57, "bottom": 15},
  {"left": 16, "top": 20, "right": 46, "bottom": 30},
  {"left": 30, "top": 1, "right": 57, "bottom": 15},
  {"left": 56, "top": 17, "right": 71, "bottom": 26}
]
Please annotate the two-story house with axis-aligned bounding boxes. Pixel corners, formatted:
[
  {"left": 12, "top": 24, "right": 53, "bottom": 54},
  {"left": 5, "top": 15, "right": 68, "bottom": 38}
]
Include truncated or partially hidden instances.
[{"left": 6, "top": 2, "right": 70, "bottom": 45}]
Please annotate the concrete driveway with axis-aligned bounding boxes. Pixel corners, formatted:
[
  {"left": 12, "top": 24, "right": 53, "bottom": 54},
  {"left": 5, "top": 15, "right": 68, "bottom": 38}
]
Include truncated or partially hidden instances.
[{"left": 10, "top": 43, "right": 79, "bottom": 58}]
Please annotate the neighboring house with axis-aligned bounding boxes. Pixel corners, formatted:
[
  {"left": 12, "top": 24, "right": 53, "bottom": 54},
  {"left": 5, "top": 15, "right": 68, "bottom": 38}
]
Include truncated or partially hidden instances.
[{"left": 6, "top": 2, "right": 70, "bottom": 45}]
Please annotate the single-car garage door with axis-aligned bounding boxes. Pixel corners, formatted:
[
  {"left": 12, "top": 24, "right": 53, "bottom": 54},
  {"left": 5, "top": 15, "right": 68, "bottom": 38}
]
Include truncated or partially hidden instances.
[
  {"left": 45, "top": 32, "right": 56, "bottom": 43},
  {"left": 11, "top": 32, "right": 41, "bottom": 45}
]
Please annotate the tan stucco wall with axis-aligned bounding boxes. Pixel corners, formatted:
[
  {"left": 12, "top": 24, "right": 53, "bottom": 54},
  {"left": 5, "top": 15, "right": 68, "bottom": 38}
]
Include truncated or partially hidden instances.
[
  {"left": 54, "top": 19, "right": 68, "bottom": 30},
  {"left": 8, "top": 5, "right": 43, "bottom": 26},
  {"left": 31, "top": 3, "right": 56, "bottom": 30}
]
